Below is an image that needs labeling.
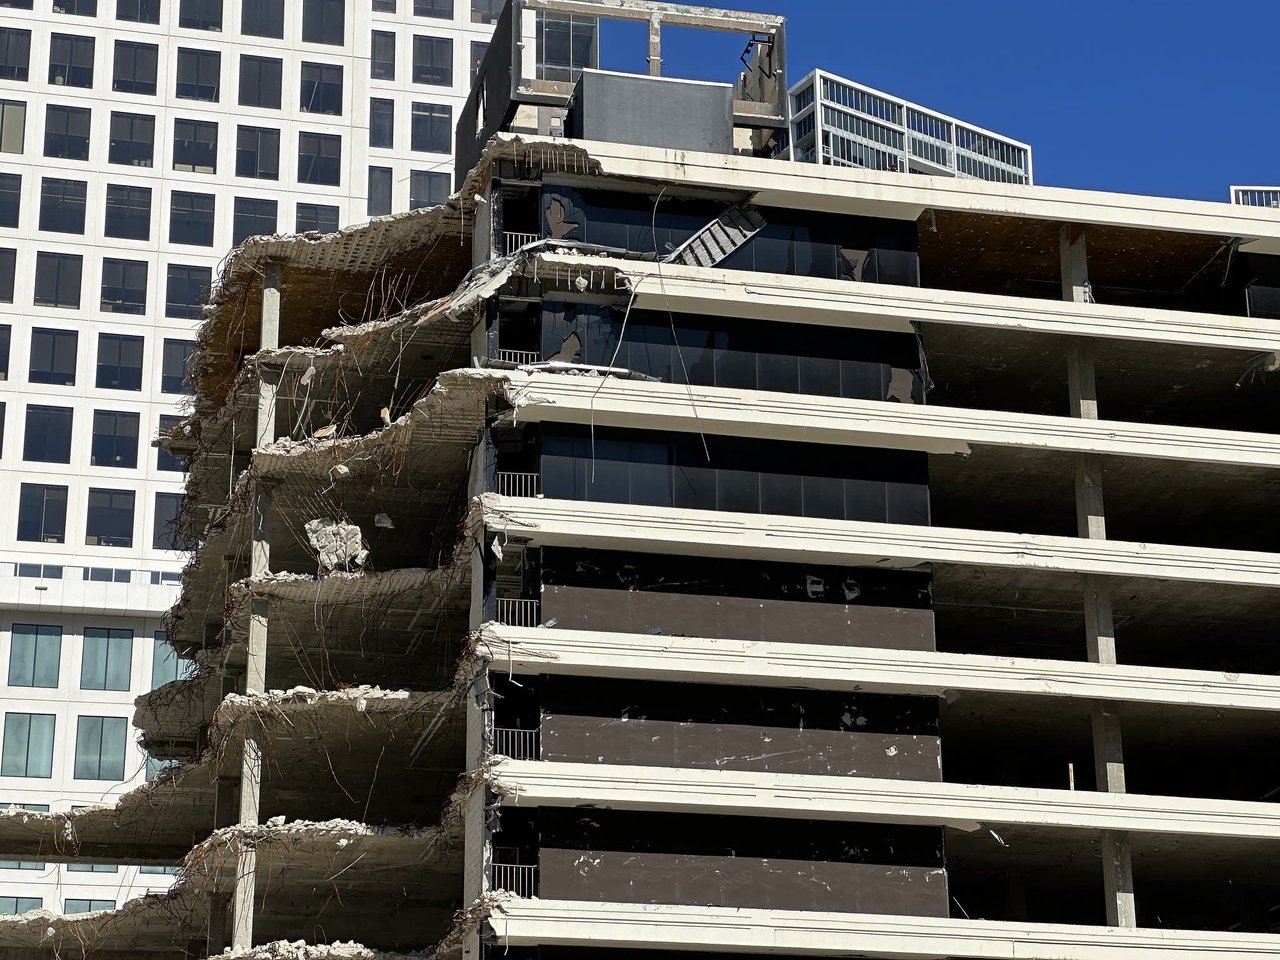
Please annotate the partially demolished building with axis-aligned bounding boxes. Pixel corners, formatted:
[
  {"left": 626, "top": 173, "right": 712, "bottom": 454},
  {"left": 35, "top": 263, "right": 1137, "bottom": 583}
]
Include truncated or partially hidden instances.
[{"left": 7, "top": 1, "right": 1280, "bottom": 958}]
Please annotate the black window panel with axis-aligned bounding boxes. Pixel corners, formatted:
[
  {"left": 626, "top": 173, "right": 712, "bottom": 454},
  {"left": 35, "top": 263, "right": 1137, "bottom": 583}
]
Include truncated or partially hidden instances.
[
  {"left": 99, "top": 258, "right": 146, "bottom": 314},
  {"left": 165, "top": 264, "right": 210, "bottom": 319},
  {"left": 91, "top": 411, "right": 139, "bottom": 468},
  {"left": 409, "top": 170, "right": 448, "bottom": 209},
  {"left": 0, "top": 1, "right": 33, "bottom": 9},
  {"left": 297, "top": 132, "right": 340, "bottom": 186},
  {"left": 371, "top": 31, "right": 395, "bottom": 80},
  {"left": 0, "top": 173, "right": 18, "bottom": 227},
  {"left": 295, "top": 203, "right": 338, "bottom": 234},
  {"left": 29, "top": 328, "right": 77, "bottom": 385},
  {"left": 471, "top": 0, "right": 502, "bottom": 23},
  {"left": 33, "top": 253, "right": 82, "bottom": 308},
  {"left": 23, "top": 406, "right": 73, "bottom": 463},
  {"left": 168, "top": 191, "right": 215, "bottom": 246},
  {"left": 179, "top": 0, "right": 222, "bottom": 30},
  {"left": 410, "top": 102, "right": 450, "bottom": 153},
  {"left": 302, "top": 0, "right": 344, "bottom": 45},
  {"left": 103, "top": 184, "right": 151, "bottom": 240},
  {"left": 0, "top": 249, "right": 14, "bottom": 302},
  {"left": 367, "top": 166, "right": 391, "bottom": 217},
  {"left": 96, "top": 333, "right": 143, "bottom": 390},
  {"left": 536, "top": 12, "right": 596, "bottom": 83},
  {"left": 232, "top": 197, "right": 276, "bottom": 244},
  {"left": 235, "top": 125, "right": 279, "bottom": 179},
  {"left": 43, "top": 104, "right": 90, "bottom": 160},
  {"left": 172, "top": 118, "right": 217, "bottom": 173},
  {"left": 59, "top": 0, "right": 97, "bottom": 13},
  {"left": 0, "top": 324, "right": 8, "bottom": 381},
  {"left": 117, "top": 0, "right": 161, "bottom": 23},
  {"left": 238, "top": 55, "right": 282, "bottom": 109},
  {"left": 175, "top": 48, "right": 220, "bottom": 101},
  {"left": 17, "top": 484, "right": 68, "bottom": 544},
  {"left": 369, "top": 98, "right": 394, "bottom": 148},
  {"left": 112, "top": 40, "right": 157, "bottom": 94},
  {"left": 38, "top": 178, "right": 87, "bottom": 234},
  {"left": 469, "top": 40, "right": 488, "bottom": 83},
  {"left": 241, "top": 0, "right": 283, "bottom": 37},
  {"left": 153, "top": 493, "right": 192, "bottom": 550},
  {"left": 415, "top": 0, "right": 451, "bottom": 16},
  {"left": 156, "top": 415, "right": 186, "bottom": 472},
  {"left": 85, "top": 488, "right": 135, "bottom": 548},
  {"left": 161, "top": 338, "right": 195, "bottom": 394},
  {"left": 299, "top": 62, "right": 342, "bottom": 114},
  {"left": 108, "top": 111, "right": 153, "bottom": 167},
  {"left": 412, "top": 35, "right": 452, "bottom": 85},
  {"left": 48, "top": 34, "right": 95, "bottom": 88},
  {"left": 0, "top": 28, "right": 31, "bottom": 81},
  {"left": 372, "top": 0, "right": 395, "bottom": 10}
]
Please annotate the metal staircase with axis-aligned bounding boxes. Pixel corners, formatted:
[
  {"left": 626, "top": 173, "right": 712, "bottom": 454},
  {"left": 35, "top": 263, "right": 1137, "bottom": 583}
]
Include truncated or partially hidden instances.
[{"left": 664, "top": 203, "right": 766, "bottom": 268}]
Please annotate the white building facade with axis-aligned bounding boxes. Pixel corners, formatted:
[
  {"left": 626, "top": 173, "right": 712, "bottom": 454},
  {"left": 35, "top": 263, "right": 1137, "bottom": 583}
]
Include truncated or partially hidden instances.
[{"left": 0, "top": 0, "right": 495, "bottom": 916}]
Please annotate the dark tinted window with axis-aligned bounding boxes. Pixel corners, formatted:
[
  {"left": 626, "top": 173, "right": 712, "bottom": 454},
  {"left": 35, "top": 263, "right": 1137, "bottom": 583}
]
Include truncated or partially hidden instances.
[
  {"left": 112, "top": 40, "right": 157, "bottom": 94},
  {"left": 85, "top": 489, "right": 135, "bottom": 548},
  {"left": 416, "top": 0, "right": 451, "bottom": 16},
  {"left": 161, "top": 339, "right": 195, "bottom": 393},
  {"left": 23, "top": 406, "right": 73, "bottom": 463},
  {"left": 0, "top": 28, "right": 31, "bottom": 82},
  {"left": 0, "top": 173, "right": 18, "bottom": 227},
  {"left": 371, "top": 31, "right": 395, "bottom": 80},
  {"left": 17, "top": 484, "right": 68, "bottom": 544},
  {"left": 153, "top": 493, "right": 192, "bottom": 550},
  {"left": 156, "top": 415, "right": 186, "bottom": 472},
  {"left": 241, "top": 0, "right": 284, "bottom": 37},
  {"left": 0, "top": 249, "right": 13, "bottom": 302},
  {"left": 302, "top": 0, "right": 344, "bottom": 44},
  {"left": 60, "top": 0, "right": 98, "bottom": 13},
  {"left": 368, "top": 166, "right": 392, "bottom": 217},
  {"left": 238, "top": 55, "right": 282, "bottom": 109},
  {"left": 172, "top": 118, "right": 218, "bottom": 173},
  {"left": 28, "top": 328, "right": 77, "bottom": 385},
  {"left": 165, "top": 264, "right": 211, "bottom": 319},
  {"left": 0, "top": 98, "right": 24, "bottom": 154},
  {"left": 412, "top": 35, "right": 452, "bottom": 86},
  {"left": 175, "top": 48, "right": 220, "bottom": 101},
  {"left": 99, "top": 258, "right": 147, "bottom": 314},
  {"left": 108, "top": 111, "right": 153, "bottom": 167},
  {"left": 300, "top": 62, "right": 342, "bottom": 114},
  {"left": 117, "top": 0, "right": 161, "bottom": 23},
  {"left": 48, "top": 34, "right": 95, "bottom": 88},
  {"left": 296, "top": 203, "right": 338, "bottom": 234},
  {"left": 91, "top": 411, "right": 139, "bottom": 468},
  {"left": 96, "top": 333, "right": 143, "bottom": 390},
  {"left": 43, "top": 104, "right": 90, "bottom": 160},
  {"left": 169, "top": 191, "right": 215, "bottom": 246},
  {"left": 370, "top": 98, "right": 394, "bottom": 148},
  {"left": 232, "top": 197, "right": 277, "bottom": 244},
  {"left": 410, "top": 170, "right": 449, "bottom": 209},
  {"left": 33, "top": 253, "right": 82, "bottom": 308},
  {"left": 235, "top": 125, "right": 279, "bottom": 179},
  {"left": 297, "top": 132, "right": 340, "bottom": 186},
  {"left": 179, "top": 0, "right": 222, "bottom": 30},
  {"left": 103, "top": 184, "right": 151, "bottom": 240},
  {"left": 472, "top": 0, "right": 502, "bottom": 23},
  {"left": 38, "top": 178, "right": 87, "bottom": 234},
  {"left": 410, "top": 102, "right": 450, "bottom": 153}
]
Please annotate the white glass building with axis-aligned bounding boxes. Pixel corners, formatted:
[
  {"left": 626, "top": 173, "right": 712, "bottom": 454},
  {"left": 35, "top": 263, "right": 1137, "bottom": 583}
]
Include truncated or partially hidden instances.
[{"left": 0, "top": 0, "right": 496, "bottom": 916}]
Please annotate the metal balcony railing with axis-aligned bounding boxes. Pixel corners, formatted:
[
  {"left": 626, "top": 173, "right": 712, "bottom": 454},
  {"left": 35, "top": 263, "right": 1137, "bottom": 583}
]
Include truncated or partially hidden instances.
[
  {"left": 497, "top": 348, "right": 541, "bottom": 366},
  {"left": 495, "top": 597, "right": 541, "bottom": 628},
  {"left": 495, "top": 471, "right": 541, "bottom": 498},
  {"left": 490, "top": 863, "right": 538, "bottom": 897},
  {"left": 492, "top": 727, "right": 541, "bottom": 760},
  {"left": 505, "top": 232, "right": 541, "bottom": 256}
]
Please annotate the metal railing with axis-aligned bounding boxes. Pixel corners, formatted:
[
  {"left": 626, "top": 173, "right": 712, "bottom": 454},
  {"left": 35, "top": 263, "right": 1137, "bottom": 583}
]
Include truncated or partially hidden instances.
[
  {"left": 505, "top": 232, "right": 541, "bottom": 256},
  {"left": 495, "top": 597, "right": 541, "bottom": 627},
  {"left": 498, "top": 348, "right": 541, "bottom": 366},
  {"left": 495, "top": 471, "right": 541, "bottom": 498},
  {"left": 492, "top": 727, "right": 541, "bottom": 760},
  {"left": 490, "top": 863, "right": 538, "bottom": 897}
]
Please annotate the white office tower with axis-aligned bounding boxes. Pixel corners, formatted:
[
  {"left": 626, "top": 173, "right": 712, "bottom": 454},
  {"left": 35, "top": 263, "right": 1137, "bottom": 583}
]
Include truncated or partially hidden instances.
[
  {"left": 786, "top": 68, "right": 1032, "bottom": 184},
  {"left": 0, "top": 0, "right": 497, "bottom": 916}
]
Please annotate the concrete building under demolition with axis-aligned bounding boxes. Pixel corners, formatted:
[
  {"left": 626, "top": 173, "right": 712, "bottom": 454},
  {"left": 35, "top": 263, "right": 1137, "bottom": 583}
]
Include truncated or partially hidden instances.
[{"left": 7, "top": 1, "right": 1280, "bottom": 958}]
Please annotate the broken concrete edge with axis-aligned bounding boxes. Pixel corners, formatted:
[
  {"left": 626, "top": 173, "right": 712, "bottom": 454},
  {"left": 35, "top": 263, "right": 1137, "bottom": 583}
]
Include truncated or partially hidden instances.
[{"left": 216, "top": 940, "right": 435, "bottom": 960}]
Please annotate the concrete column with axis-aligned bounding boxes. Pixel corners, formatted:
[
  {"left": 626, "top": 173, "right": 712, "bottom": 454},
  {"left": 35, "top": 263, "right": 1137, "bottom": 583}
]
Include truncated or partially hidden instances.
[
  {"left": 1062, "top": 226, "right": 1136, "bottom": 928},
  {"left": 647, "top": 14, "right": 662, "bottom": 76}
]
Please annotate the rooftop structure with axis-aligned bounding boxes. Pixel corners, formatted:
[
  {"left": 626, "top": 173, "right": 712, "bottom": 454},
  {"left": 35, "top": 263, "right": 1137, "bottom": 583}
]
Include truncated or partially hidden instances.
[{"left": 1233, "top": 186, "right": 1280, "bottom": 208}]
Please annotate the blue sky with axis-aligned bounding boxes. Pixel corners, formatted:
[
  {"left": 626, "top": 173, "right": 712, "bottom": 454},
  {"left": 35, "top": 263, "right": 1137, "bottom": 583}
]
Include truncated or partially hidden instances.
[{"left": 615, "top": 0, "right": 1279, "bottom": 201}]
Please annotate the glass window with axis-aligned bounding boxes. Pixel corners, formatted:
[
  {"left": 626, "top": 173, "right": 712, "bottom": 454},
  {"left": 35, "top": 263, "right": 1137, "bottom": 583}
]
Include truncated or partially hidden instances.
[
  {"left": 112, "top": 40, "right": 157, "bottom": 94},
  {"left": 298, "top": 132, "right": 340, "bottom": 186},
  {"left": 48, "top": 34, "right": 95, "bottom": 88},
  {"left": 68, "top": 863, "right": 118, "bottom": 873},
  {"left": 371, "top": 31, "right": 395, "bottom": 80},
  {"left": 33, "top": 253, "right": 82, "bottom": 309},
  {"left": 0, "top": 173, "right": 19, "bottom": 227},
  {"left": 0, "top": 713, "right": 54, "bottom": 777},
  {"left": 372, "top": 0, "right": 395, "bottom": 10},
  {"left": 85, "top": 489, "right": 135, "bottom": 548},
  {"left": 169, "top": 191, "right": 215, "bottom": 246},
  {"left": 410, "top": 102, "right": 450, "bottom": 153},
  {"left": 235, "top": 125, "right": 279, "bottom": 180},
  {"left": 23, "top": 406, "right": 72, "bottom": 463},
  {"left": 370, "top": 98, "right": 394, "bottom": 148},
  {"left": 172, "top": 118, "right": 217, "bottom": 173},
  {"left": 0, "top": 252, "right": 12, "bottom": 302},
  {"left": 96, "top": 333, "right": 143, "bottom": 390},
  {"left": 412, "top": 35, "right": 452, "bottom": 86},
  {"left": 232, "top": 197, "right": 277, "bottom": 244},
  {"left": 166, "top": 264, "right": 210, "bottom": 319},
  {"left": 153, "top": 493, "right": 191, "bottom": 550},
  {"left": 81, "top": 629, "right": 132, "bottom": 690},
  {"left": 58, "top": 0, "right": 97, "bottom": 13},
  {"left": 0, "top": 896, "right": 43, "bottom": 914},
  {"left": 176, "top": 48, "right": 220, "bottom": 101},
  {"left": 17, "top": 484, "right": 68, "bottom": 543},
  {"left": 66, "top": 899, "right": 115, "bottom": 913},
  {"left": 43, "top": 104, "right": 90, "bottom": 160},
  {"left": 29, "top": 329, "right": 77, "bottom": 385},
  {"left": 0, "top": 100, "right": 25, "bottom": 154},
  {"left": 410, "top": 170, "right": 449, "bottom": 209},
  {"left": 536, "top": 12, "right": 597, "bottom": 83},
  {"left": 470, "top": 40, "right": 488, "bottom": 84},
  {"left": 296, "top": 203, "right": 338, "bottom": 234},
  {"left": 161, "top": 339, "right": 195, "bottom": 393},
  {"left": 302, "top": 0, "right": 344, "bottom": 45},
  {"left": 108, "top": 111, "right": 153, "bottom": 167},
  {"left": 0, "top": 28, "right": 31, "bottom": 82},
  {"left": 103, "top": 184, "right": 151, "bottom": 240},
  {"left": 73, "top": 716, "right": 127, "bottom": 780},
  {"left": 300, "top": 62, "right": 342, "bottom": 114},
  {"left": 8, "top": 625, "right": 61, "bottom": 689},
  {"left": 238, "top": 55, "right": 282, "bottom": 109},
  {"left": 38, "top": 177, "right": 87, "bottom": 234},
  {"left": 179, "top": 0, "right": 222, "bottom": 30},
  {"left": 100, "top": 258, "right": 147, "bottom": 314},
  {"left": 117, "top": 0, "right": 161, "bottom": 24},
  {"left": 91, "top": 411, "right": 139, "bottom": 468},
  {"left": 415, "top": 0, "right": 452, "bottom": 16},
  {"left": 368, "top": 166, "right": 391, "bottom": 217},
  {"left": 156, "top": 415, "right": 187, "bottom": 472},
  {"left": 471, "top": 0, "right": 502, "bottom": 23},
  {"left": 0, "top": 324, "right": 8, "bottom": 377},
  {"left": 241, "top": 0, "right": 283, "bottom": 38}
]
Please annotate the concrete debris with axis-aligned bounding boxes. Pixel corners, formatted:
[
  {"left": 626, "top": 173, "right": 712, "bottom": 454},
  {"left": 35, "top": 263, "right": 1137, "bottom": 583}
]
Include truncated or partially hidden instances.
[
  {"left": 219, "top": 940, "right": 431, "bottom": 960},
  {"left": 305, "top": 518, "right": 369, "bottom": 571},
  {"left": 375, "top": 512, "right": 396, "bottom": 529}
]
